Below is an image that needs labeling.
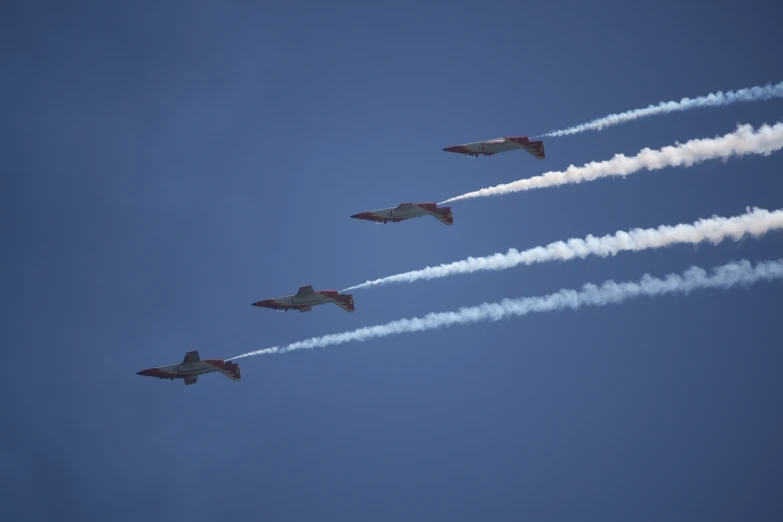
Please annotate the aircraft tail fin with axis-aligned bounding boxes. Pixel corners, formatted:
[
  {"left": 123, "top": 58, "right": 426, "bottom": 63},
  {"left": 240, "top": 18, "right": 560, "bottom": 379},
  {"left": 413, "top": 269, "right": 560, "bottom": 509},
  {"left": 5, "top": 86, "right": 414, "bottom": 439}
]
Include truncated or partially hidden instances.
[
  {"left": 334, "top": 294, "right": 355, "bottom": 312},
  {"left": 431, "top": 206, "right": 454, "bottom": 226},
  {"left": 219, "top": 362, "right": 241, "bottom": 381},
  {"left": 506, "top": 136, "right": 545, "bottom": 159},
  {"left": 526, "top": 139, "right": 545, "bottom": 160},
  {"left": 506, "top": 136, "right": 546, "bottom": 159},
  {"left": 412, "top": 203, "right": 453, "bottom": 226}
]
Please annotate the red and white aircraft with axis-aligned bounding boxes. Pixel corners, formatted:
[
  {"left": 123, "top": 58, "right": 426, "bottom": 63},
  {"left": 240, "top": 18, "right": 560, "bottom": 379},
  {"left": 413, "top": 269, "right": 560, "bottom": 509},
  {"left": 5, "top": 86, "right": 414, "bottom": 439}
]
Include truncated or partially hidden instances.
[
  {"left": 252, "top": 285, "right": 355, "bottom": 313},
  {"left": 136, "top": 351, "right": 241, "bottom": 385},
  {"left": 351, "top": 202, "right": 453, "bottom": 226},
  {"left": 442, "top": 136, "right": 545, "bottom": 159}
]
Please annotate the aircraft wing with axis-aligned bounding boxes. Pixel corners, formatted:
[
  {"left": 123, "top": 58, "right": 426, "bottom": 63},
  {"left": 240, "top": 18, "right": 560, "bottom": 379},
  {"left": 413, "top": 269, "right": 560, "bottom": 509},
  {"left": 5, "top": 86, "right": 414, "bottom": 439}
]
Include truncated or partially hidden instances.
[
  {"left": 252, "top": 298, "right": 315, "bottom": 311},
  {"left": 350, "top": 210, "right": 405, "bottom": 223},
  {"left": 394, "top": 202, "right": 415, "bottom": 212},
  {"left": 182, "top": 351, "right": 200, "bottom": 365},
  {"left": 441, "top": 145, "right": 495, "bottom": 157},
  {"left": 184, "top": 375, "right": 198, "bottom": 385},
  {"left": 296, "top": 285, "right": 314, "bottom": 297}
]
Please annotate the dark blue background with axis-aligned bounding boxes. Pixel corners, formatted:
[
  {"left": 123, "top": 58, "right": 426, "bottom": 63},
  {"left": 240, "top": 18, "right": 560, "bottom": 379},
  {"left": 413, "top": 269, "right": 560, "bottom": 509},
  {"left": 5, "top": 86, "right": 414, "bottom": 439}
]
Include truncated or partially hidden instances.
[{"left": 2, "top": 1, "right": 782, "bottom": 521}]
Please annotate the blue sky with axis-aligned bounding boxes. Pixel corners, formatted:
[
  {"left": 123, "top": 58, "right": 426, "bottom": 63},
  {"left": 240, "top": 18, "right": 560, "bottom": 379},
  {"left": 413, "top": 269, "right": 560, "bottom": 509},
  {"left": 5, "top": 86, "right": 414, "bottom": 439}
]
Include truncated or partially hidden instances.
[{"left": 2, "top": 1, "right": 783, "bottom": 520}]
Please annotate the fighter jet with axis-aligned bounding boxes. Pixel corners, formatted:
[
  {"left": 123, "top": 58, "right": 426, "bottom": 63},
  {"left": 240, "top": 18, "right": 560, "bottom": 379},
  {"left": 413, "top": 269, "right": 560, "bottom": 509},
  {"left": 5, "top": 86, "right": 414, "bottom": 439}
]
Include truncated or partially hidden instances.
[
  {"left": 351, "top": 202, "right": 453, "bottom": 226},
  {"left": 136, "top": 351, "right": 241, "bottom": 385},
  {"left": 252, "top": 285, "right": 355, "bottom": 313},
  {"left": 442, "top": 136, "right": 545, "bottom": 160}
]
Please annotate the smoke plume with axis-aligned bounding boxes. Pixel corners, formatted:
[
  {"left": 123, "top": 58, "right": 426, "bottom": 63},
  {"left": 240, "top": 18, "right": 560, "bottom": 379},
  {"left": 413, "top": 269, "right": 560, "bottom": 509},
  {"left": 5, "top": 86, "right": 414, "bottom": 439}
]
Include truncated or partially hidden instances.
[
  {"left": 440, "top": 122, "right": 783, "bottom": 204},
  {"left": 540, "top": 81, "right": 783, "bottom": 137},
  {"left": 342, "top": 207, "right": 783, "bottom": 291},
  {"left": 228, "top": 258, "right": 783, "bottom": 360}
]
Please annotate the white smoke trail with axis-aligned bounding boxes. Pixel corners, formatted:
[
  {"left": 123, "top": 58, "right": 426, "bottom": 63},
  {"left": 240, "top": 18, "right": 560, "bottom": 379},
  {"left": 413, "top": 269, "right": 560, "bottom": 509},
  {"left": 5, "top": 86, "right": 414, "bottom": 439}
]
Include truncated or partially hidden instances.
[
  {"left": 227, "top": 258, "right": 783, "bottom": 360},
  {"left": 539, "top": 81, "right": 783, "bottom": 137},
  {"left": 440, "top": 122, "right": 783, "bottom": 204},
  {"left": 341, "top": 207, "right": 783, "bottom": 291}
]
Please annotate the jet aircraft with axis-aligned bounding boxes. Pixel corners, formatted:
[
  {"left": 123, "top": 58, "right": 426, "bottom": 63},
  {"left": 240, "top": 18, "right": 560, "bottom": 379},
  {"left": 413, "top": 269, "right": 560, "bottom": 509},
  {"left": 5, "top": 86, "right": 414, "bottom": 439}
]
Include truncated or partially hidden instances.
[
  {"left": 252, "top": 285, "right": 355, "bottom": 313},
  {"left": 136, "top": 351, "right": 241, "bottom": 385},
  {"left": 442, "top": 136, "right": 545, "bottom": 159},
  {"left": 351, "top": 202, "right": 453, "bottom": 226}
]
